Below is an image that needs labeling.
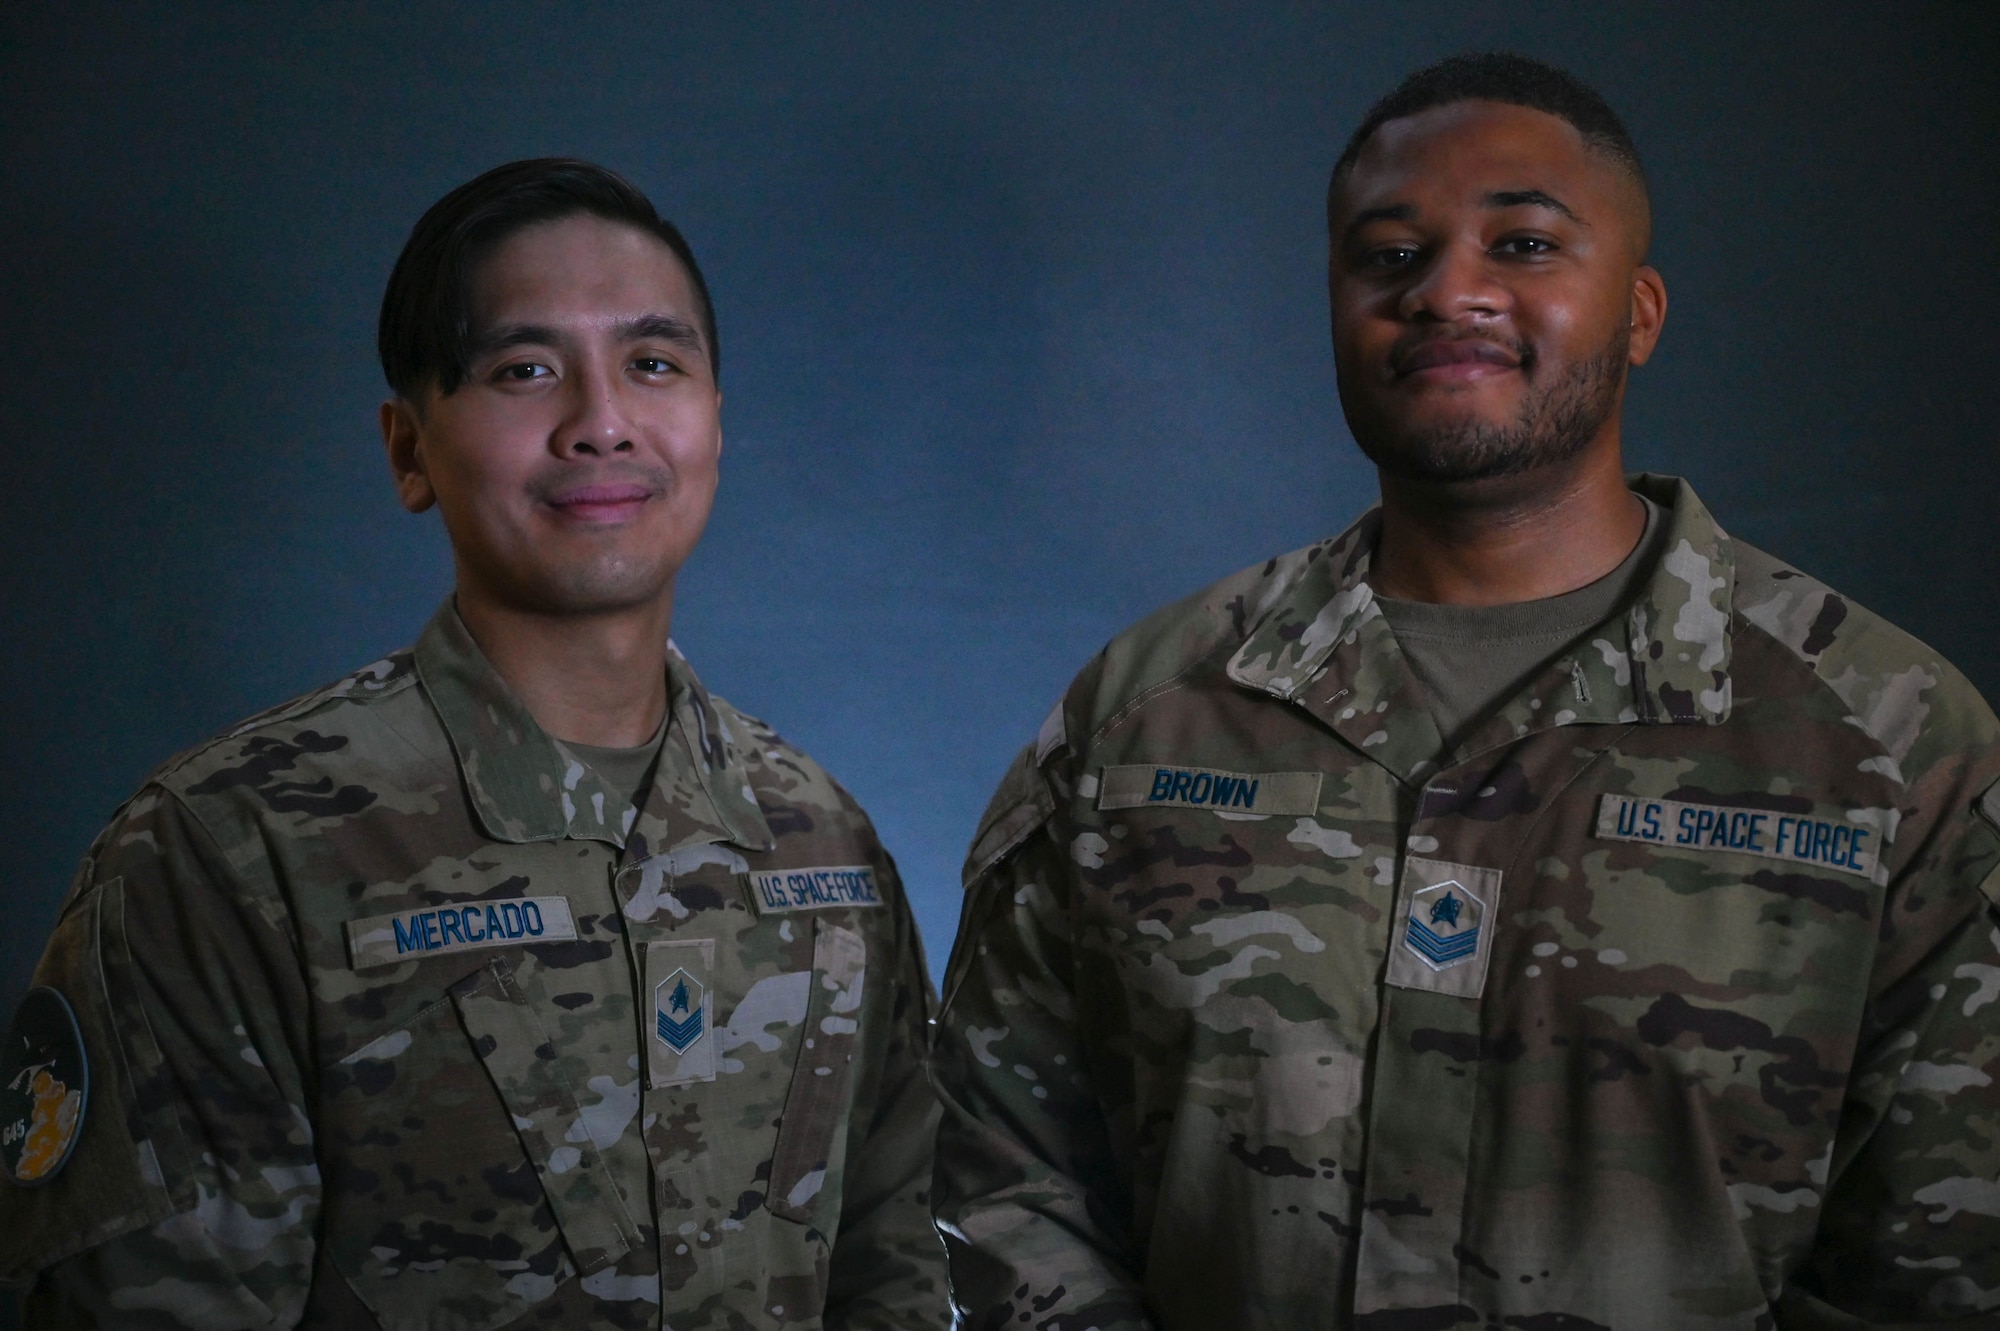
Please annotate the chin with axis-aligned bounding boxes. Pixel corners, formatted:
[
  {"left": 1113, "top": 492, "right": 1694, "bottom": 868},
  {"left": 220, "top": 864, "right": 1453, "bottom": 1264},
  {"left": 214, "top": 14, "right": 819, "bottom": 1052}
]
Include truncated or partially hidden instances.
[{"left": 517, "top": 562, "right": 679, "bottom": 617}]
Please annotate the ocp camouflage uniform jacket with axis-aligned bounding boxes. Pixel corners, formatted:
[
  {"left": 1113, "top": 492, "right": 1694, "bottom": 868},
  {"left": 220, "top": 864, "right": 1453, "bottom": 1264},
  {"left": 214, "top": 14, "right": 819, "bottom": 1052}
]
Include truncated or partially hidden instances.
[
  {"left": 931, "top": 476, "right": 2000, "bottom": 1329},
  {"left": 0, "top": 604, "right": 947, "bottom": 1329}
]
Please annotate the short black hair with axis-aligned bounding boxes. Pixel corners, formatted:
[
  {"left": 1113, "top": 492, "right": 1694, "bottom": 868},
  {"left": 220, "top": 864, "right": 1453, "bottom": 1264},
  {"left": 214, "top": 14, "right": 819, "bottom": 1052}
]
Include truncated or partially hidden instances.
[
  {"left": 1328, "top": 52, "right": 1645, "bottom": 224},
  {"left": 378, "top": 157, "right": 718, "bottom": 400}
]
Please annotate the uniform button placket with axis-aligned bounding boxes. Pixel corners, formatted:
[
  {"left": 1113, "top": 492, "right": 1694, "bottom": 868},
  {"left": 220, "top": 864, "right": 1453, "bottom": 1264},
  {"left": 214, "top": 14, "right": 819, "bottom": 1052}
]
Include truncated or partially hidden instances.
[{"left": 1354, "top": 784, "right": 1487, "bottom": 1318}]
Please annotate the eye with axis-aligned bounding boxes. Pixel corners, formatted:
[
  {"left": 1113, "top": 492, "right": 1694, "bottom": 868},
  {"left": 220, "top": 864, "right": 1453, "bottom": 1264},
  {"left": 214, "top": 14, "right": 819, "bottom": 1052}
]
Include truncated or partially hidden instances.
[
  {"left": 1363, "top": 244, "right": 1420, "bottom": 270},
  {"left": 633, "top": 357, "right": 678, "bottom": 375},
  {"left": 1493, "top": 235, "right": 1557, "bottom": 257},
  {"left": 495, "top": 362, "right": 552, "bottom": 382}
]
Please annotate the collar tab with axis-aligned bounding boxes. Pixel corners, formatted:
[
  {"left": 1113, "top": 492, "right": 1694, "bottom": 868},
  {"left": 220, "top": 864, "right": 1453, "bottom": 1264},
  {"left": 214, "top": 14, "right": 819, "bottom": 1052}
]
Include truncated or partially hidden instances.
[
  {"left": 1223, "top": 476, "right": 1736, "bottom": 781},
  {"left": 414, "top": 605, "right": 775, "bottom": 853}
]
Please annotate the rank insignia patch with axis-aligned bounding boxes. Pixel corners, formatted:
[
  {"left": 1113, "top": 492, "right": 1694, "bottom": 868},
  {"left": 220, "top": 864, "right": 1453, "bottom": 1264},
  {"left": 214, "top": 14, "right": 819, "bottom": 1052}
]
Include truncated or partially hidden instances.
[
  {"left": 656, "top": 969, "right": 706, "bottom": 1053},
  {"left": 1, "top": 986, "right": 89, "bottom": 1185},
  {"left": 645, "top": 940, "right": 716, "bottom": 1087},
  {"left": 1385, "top": 856, "right": 1504, "bottom": 999}
]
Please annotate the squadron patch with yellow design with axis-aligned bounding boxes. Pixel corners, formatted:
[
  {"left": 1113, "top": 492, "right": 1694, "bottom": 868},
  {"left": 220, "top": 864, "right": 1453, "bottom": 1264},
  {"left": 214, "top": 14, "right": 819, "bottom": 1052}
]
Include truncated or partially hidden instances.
[{"left": 1, "top": 986, "right": 88, "bottom": 1185}]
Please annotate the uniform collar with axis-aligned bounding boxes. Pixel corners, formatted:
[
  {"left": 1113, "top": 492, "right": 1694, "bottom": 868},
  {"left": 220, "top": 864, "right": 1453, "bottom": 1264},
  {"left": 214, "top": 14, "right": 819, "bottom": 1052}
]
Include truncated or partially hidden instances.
[
  {"left": 413, "top": 601, "right": 773, "bottom": 855},
  {"left": 1226, "top": 474, "right": 1736, "bottom": 784}
]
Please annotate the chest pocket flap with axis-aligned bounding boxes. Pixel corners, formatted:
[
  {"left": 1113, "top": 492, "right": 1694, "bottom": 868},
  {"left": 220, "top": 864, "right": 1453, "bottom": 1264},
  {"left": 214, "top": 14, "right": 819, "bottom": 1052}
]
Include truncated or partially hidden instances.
[{"left": 451, "top": 957, "right": 645, "bottom": 1271}]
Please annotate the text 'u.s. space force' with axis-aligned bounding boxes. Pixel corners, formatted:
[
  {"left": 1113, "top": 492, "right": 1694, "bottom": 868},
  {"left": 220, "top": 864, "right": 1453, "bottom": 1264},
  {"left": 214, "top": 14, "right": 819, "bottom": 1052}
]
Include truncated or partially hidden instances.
[{"left": 1595, "top": 794, "right": 1879, "bottom": 879}]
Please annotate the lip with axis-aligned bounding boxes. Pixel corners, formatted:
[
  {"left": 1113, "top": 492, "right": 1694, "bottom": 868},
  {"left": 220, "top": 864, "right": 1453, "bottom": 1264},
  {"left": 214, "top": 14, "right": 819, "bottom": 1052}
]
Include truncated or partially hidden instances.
[
  {"left": 546, "top": 481, "right": 656, "bottom": 523},
  {"left": 1394, "top": 337, "right": 1522, "bottom": 383}
]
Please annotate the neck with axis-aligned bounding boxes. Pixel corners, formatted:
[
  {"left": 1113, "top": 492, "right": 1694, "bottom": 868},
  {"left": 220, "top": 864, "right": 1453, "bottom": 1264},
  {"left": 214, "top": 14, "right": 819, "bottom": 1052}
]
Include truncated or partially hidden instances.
[
  {"left": 1370, "top": 440, "right": 1643, "bottom": 606},
  {"left": 454, "top": 587, "right": 673, "bottom": 748}
]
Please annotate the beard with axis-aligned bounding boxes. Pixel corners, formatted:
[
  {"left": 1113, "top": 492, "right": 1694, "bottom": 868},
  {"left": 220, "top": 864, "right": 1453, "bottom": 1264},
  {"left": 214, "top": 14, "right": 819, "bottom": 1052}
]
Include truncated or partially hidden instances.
[{"left": 1352, "top": 324, "right": 1630, "bottom": 484}]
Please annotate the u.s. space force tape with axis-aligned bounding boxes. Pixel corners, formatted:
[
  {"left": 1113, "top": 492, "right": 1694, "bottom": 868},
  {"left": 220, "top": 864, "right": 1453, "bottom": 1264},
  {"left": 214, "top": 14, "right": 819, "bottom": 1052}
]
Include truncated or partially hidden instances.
[
  {"left": 1595, "top": 794, "right": 1879, "bottom": 880},
  {"left": 748, "top": 866, "right": 886, "bottom": 915}
]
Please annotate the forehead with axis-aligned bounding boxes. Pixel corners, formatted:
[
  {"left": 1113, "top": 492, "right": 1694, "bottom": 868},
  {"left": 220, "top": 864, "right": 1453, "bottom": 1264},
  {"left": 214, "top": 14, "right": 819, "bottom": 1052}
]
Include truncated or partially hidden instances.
[
  {"left": 468, "top": 213, "right": 696, "bottom": 322},
  {"left": 1334, "top": 100, "right": 1613, "bottom": 221}
]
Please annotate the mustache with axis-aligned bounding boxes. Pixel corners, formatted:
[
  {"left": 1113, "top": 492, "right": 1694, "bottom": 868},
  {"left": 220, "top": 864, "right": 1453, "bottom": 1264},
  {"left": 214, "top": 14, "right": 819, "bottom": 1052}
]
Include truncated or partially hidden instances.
[{"left": 1390, "top": 329, "right": 1534, "bottom": 378}]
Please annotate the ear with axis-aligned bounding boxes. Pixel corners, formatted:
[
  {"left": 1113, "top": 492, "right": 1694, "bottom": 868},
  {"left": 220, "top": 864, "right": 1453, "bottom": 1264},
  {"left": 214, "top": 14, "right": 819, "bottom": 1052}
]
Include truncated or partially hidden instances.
[
  {"left": 1626, "top": 265, "right": 1668, "bottom": 367},
  {"left": 381, "top": 398, "right": 437, "bottom": 513}
]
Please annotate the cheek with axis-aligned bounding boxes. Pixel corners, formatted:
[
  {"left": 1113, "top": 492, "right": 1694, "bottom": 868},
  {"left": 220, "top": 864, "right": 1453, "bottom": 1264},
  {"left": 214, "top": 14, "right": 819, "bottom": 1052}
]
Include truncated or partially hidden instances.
[
  {"left": 662, "top": 409, "right": 724, "bottom": 477},
  {"left": 428, "top": 447, "right": 526, "bottom": 515},
  {"left": 1328, "top": 288, "right": 1401, "bottom": 362},
  {"left": 1525, "top": 281, "right": 1624, "bottom": 354}
]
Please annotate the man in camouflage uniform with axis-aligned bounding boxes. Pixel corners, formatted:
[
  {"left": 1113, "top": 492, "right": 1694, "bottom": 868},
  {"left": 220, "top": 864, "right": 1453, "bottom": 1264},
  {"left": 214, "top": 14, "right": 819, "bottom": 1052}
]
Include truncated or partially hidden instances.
[
  {"left": 931, "top": 54, "right": 2000, "bottom": 1328},
  {"left": 0, "top": 160, "right": 946, "bottom": 1328}
]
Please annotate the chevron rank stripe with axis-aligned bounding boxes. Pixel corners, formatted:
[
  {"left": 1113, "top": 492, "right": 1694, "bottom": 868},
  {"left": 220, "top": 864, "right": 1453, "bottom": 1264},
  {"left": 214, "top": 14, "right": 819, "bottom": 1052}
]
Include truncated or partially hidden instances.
[{"left": 1406, "top": 919, "right": 1479, "bottom": 964}]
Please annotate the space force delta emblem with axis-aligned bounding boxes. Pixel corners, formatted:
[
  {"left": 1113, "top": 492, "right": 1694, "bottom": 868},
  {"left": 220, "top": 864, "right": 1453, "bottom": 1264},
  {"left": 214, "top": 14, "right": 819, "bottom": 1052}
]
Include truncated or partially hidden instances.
[{"left": 657, "top": 970, "right": 704, "bottom": 1052}]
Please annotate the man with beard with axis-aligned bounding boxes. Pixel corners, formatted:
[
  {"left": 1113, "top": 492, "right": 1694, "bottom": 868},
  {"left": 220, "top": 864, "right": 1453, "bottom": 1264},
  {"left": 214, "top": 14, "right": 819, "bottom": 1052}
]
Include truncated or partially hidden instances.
[
  {"left": 930, "top": 54, "right": 2000, "bottom": 1329},
  {"left": 0, "top": 159, "right": 946, "bottom": 1328}
]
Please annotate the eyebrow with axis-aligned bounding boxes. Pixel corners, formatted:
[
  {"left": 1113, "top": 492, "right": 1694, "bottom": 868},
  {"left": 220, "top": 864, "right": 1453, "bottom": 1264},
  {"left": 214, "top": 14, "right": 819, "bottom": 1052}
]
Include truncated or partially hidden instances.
[
  {"left": 467, "top": 313, "right": 706, "bottom": 360},
  {"left": 1341, "top": 190, "right": 1585, "bottom": 242},
  {"left": 619, "top": 313, "right": 706, "bottom": 351},
  {"left": 1342, "top": 203, "right": 1416, "bottom": 241},
  {"left": 1485, "top": 189, "right": 1582, "bottom": 222}
]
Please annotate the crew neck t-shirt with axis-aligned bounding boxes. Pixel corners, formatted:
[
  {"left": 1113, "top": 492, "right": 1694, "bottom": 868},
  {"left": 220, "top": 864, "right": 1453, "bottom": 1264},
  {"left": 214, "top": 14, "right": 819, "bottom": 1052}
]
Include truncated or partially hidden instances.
[
  {"left": 561, "top": 711, "right": 670, "bottom": 818},
  {"left": 1374, "top": 495, "right": 1666, "bottom": 755}
]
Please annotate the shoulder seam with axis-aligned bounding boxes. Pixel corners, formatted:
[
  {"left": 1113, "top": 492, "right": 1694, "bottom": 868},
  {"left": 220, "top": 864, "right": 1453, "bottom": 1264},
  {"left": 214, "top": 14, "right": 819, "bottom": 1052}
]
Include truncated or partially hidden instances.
[
  {"left": 1087, "top": 618, "right": 1257, "bottom": 751},
  {"left": 149, "top": 660, "right": 419, "bottom": 787},
  {"left": 1730, "top": 614, "right": 1900, "bottom": 761},
  {"left": 1090, "top": 671, "right": 1197, "bottom": 750}
]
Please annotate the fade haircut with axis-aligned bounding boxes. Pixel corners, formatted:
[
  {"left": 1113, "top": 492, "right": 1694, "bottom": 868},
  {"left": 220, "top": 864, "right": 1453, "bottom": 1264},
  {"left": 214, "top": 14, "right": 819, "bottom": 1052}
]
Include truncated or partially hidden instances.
[
  {"left": 1328, "top": 52, "right": 1646, "bottom": 227},
  {"left": 379, "top": 157, "right": 718, "bottom": 400}
]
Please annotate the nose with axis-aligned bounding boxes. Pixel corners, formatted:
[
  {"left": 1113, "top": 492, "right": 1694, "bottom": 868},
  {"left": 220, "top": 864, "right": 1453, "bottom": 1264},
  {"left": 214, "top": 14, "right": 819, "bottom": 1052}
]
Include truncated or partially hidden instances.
[
  {"left": 553, "top": 364, "right": 636, "bottom": 458},
  {"left": 1398, "top": 239, "right": 1508, "bottom": 325}
]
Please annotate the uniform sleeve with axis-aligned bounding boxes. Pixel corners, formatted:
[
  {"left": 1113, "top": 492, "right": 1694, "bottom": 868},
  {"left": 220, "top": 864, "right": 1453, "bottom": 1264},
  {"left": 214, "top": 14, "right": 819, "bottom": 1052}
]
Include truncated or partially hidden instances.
[
  {"left": 1782, "top": 774, "right": 2000, "bottom": 1322},
  {"left": 4, "top": 787, "right": 319, "bottom": 1329},
  {"left": 823, "top": 855, "right": 951, "bottom": 1329},
  {"left": 930, "top": 741, "right": 1157, "bottom": 1331}
]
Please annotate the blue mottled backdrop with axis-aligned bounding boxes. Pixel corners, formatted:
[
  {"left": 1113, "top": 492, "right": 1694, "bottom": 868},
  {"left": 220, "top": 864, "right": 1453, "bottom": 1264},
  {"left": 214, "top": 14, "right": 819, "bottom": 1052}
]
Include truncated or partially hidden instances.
[{"left": 2, "top": 2, "right": 1996, "bottom": 1030}]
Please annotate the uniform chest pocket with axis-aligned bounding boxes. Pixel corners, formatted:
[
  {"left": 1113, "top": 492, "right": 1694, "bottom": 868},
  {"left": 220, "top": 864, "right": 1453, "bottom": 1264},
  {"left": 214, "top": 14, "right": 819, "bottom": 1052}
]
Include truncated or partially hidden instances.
[
  {"left": 766, "top": 919, "right": 867, "bottom": 1224},
  {"left": 320, "top": 957, "right": 645, "bottom": 1331},
  {"left": 452, "top": 958, "right": 647, "bottom": 1264}
]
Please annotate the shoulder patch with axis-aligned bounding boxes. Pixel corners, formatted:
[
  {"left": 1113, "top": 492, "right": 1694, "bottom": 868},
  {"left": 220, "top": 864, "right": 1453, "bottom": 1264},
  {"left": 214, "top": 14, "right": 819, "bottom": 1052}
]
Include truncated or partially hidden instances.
[{"left": 1, "top": 987, "right": 89, "bottom": 1185}]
